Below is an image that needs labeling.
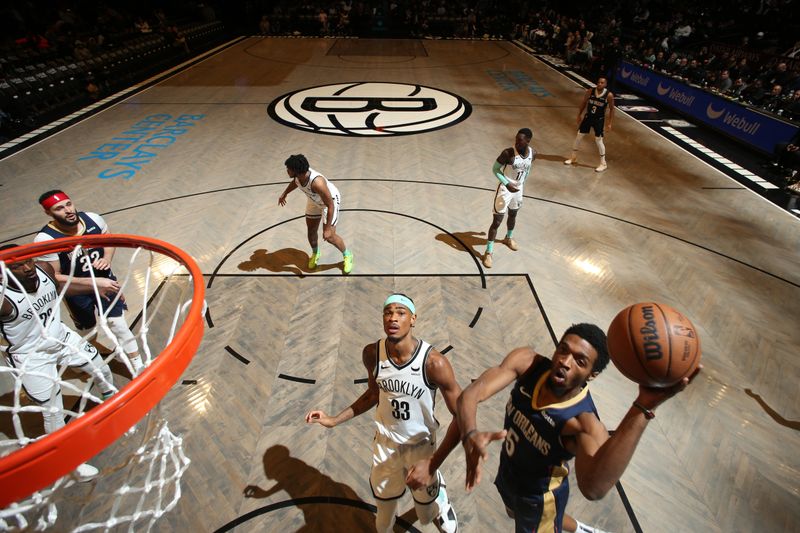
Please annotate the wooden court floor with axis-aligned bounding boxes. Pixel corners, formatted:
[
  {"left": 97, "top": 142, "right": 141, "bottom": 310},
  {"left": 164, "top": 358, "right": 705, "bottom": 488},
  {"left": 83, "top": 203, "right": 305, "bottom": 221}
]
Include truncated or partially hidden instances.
[{"left": 1, "top": 37, "right": 799, "bottom": 532}]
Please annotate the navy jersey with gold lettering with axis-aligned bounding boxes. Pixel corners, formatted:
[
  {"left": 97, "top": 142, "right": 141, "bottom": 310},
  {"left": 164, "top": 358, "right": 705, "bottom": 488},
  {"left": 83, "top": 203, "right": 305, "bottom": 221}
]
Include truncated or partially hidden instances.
[
  {"left": 586, "top": 88, "right": 609, "bottom": 120},
  {"left": 494, "top": 356, "right": 598, "bottom": 531}
]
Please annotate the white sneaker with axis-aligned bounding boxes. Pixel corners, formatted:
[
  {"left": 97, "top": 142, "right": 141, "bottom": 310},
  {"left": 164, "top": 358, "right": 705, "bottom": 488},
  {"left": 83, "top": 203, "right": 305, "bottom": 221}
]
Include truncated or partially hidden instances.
[
  {"left": 433, "top": 504, "right": 458, "bottom": 533},
  {"left": 564, "top": 158, "right": 577, "bottom": 165},
  {"left": 75, "top": 462, "right": 99, "bottom": 482},
  {"left": 595, "top": 162, "right": 608, "bottom": 172}
]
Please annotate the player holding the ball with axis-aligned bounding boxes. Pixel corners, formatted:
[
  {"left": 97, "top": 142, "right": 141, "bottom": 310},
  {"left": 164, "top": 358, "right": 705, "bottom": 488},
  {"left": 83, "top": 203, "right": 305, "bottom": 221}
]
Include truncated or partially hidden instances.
[{"left": 456, "top": 323, "right": 700, "bottom": 533}]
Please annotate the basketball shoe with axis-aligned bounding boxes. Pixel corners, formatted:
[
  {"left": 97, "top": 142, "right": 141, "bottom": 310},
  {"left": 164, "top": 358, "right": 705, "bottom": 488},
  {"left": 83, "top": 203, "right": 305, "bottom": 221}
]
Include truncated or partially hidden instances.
[
  {"left": 564, "top": 158, "right": 578, "bottom": 165},
  {"left": 595, "top": 162, "right": 608, "bottom": 172},
  {"left": 482, "top": 253, "right": 492, "bottom": 268},
  {"left": 503, "top": 237, "right": 518, "bottom": 251},
  {"left": 343, "top": 252, "right": 353, "bottom": 274},
  {"left": 75, "top": 462, "right": 99, "bottom": 482},
  {"left": 575, "top": 521, "right": 611, "bottom": 533},
  {"left": 433, "top": 504, "right": 458, "bottom": 533},
  {"left": 308, "top": 251, "right": 321, "bottom": 270}
]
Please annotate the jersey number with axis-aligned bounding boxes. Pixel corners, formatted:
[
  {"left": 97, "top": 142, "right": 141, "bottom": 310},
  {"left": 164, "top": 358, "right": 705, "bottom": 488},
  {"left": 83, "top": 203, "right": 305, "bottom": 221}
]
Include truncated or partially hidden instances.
[
  {"left": 390, "top": 399, "right": 410, "bottom": 420},
  {"left": 504, "top": 428, "right": 520, "bottom": 457},
  {"left": 38, "top": 308, "right": 53, "bottom": 326},
  {"left": 79, "top": 250, "right": 101, "bottom": 273}
]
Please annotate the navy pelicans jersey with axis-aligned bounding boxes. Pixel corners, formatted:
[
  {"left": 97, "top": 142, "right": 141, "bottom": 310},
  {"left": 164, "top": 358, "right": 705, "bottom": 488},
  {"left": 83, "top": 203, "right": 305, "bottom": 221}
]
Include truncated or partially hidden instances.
[
  {"left": 505, "top": 146, "right": 535, "bottom": 186},
  {"left": 374, "top": 338, "right": 439, "bottom": 445},
  {"left": 498, "top": 356, "right": 598, "bottom": 495},
  {"left": 294, "top": 168, "right": 340, "bottom": 209},
  {"left": 586, "top": 88, "right": 609, "bottom": 120},
  {"left": 1, "top": 265, "right": 66, "bottom": 354},
  {"left": 34, "top": 212, "right": 109, "bottom": 278}
]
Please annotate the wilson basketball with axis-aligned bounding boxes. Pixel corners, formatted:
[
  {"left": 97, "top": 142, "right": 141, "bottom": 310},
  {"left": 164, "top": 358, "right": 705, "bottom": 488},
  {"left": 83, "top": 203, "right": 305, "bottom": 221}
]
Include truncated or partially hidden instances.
[{"left": 607, "top": 302, "right": 701, "bottom": 388}]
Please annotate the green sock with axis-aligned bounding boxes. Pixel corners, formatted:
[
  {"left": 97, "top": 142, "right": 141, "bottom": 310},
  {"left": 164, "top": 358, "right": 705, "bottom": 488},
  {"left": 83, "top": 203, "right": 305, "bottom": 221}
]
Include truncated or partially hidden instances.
[
  {"left": 506, "top": 230, "right": 514, "bottom": 238},
  {"left": 486, "top": 241, "right": 494, "bottom": 253},
  {"left": 312, "top": 247, "right": 320, "bottom": 256},
  {"left": 343, "top": 249, "right": 352, "bottom": 257}
]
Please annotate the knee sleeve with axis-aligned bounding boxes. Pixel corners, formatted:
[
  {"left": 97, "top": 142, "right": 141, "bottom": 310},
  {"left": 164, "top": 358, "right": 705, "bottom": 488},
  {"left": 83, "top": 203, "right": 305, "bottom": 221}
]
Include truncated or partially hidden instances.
[
  {"left": 414, "top": 471, "right": 450, "bottom": 524},
  {"left": 108, "top": 317, "right": 139, "bottom": 355},
  {"left": 595, "top": 136, "right": 606, "bottom": 156},
  {"left": 572, "top": 133, "right": 586, "bottom": 151},
  {"left": 374, "top": 498, "right": 399, "bottom": 533}
]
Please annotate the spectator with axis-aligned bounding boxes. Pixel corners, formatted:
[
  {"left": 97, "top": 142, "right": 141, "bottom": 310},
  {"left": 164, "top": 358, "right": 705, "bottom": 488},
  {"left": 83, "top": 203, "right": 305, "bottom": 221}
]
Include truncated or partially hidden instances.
[
  {"left": 714, "top": 69, "right": 733, "bottom": 92},
  {"left": 727, "top": 77, "right": 748, "bottom": 98},
  {"left": 741, "top": 78, "right": 766, "bottom": 105},
  {"left": 763, "top": 84, "right": 784, "bottom": 113},
  {"left": 259, "top": 15, "right": 271, "bottom": 35}
]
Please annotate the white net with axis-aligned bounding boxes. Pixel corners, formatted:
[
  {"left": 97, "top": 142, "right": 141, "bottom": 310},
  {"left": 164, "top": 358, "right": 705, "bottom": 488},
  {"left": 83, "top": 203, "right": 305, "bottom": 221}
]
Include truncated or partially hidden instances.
[{"left": 0, "top": 238, "right": 202, "bottom": 532}]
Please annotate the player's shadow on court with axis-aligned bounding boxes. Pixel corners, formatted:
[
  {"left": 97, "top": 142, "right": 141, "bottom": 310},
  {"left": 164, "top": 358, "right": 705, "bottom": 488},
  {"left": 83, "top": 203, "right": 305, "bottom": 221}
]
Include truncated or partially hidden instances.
[
  {"left": 435, "top": 231, "right": 486, "bottom": 258},
  {"left": 536, "top": 152, "right": 594, "bottom": 169},
  {"left": 238, "top": 248, "right": 340, "bottom": 277},
  {"left": 243, "top": 445, "right": 378, "bottom": 532}
]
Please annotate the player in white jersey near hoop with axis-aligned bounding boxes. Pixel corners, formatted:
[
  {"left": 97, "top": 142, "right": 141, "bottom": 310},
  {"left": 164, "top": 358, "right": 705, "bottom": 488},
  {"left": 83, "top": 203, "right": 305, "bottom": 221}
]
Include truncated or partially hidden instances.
[
  {"left": 483, "top": 128, "right": 535, "bottom": 269},
  {"left": 305, "top": 294, "right": 461, "bottom": 532},
  {"left": 278, "top": 154, "right": 354, "bottom": 274},
  {"left": 0, "top": 244, "right": 116, "bottom": 479}
]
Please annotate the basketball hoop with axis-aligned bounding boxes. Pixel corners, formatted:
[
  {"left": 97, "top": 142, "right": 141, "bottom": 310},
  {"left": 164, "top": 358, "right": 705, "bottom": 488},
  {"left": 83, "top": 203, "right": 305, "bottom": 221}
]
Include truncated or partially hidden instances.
[{"left": 0, "top": 235, "right": 205, "bottom": 530}]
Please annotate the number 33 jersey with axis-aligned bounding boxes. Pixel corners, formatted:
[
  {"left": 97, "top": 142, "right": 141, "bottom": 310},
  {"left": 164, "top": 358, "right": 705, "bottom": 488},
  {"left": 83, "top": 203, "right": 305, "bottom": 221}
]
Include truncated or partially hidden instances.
[{"left": 373, "top": 338, "right": 439, "bottom": 445}]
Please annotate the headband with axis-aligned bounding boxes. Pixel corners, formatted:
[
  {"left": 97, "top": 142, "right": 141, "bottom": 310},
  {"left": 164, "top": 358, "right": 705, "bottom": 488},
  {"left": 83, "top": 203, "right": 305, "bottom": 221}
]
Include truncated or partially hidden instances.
[
  {"left": 383, "top": 294, "right": 415, "bottom": 315},
  {"left": 40, "top": 192, "right": 70, "bottom": 211}
]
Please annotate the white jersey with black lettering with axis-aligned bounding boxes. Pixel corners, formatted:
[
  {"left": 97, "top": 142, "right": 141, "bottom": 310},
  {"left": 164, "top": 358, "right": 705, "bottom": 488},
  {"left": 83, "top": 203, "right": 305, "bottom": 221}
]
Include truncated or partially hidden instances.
[
  {"left": 506, "top": 146, "right": 535, "bottom": 186},
  {"left": 1, "top": 266, "right": 66, "bottom": 354},
  {"left": 374, "top": 338, "right": 439, "bottom": 445},
  {"left": 294, "top": 168, "right": 340, "bottom": 209}
]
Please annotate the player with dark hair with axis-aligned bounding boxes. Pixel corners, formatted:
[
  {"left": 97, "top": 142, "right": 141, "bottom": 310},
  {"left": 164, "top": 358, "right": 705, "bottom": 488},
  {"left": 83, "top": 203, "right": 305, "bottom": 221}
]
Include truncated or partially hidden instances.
[
  {"left": 564, "top": 77, "right": 615, "bottom": 172},
  {"left": 482, "top": 128, "right": 535, "bottom": 269},
  {"left": 1, "top": 244, "right": 116, "bottom": 480},
  {"left": 34, "top": 190, "right": 144, "bottom": 375},
  {"left": 457, "top": 323, "right": 699, "bottom": 533},
  {"left": 278, "top": 154, "right": 354, "bottom": 274},
  {"left": 305, "top": 294, "right": 461, "bottom": 532}
]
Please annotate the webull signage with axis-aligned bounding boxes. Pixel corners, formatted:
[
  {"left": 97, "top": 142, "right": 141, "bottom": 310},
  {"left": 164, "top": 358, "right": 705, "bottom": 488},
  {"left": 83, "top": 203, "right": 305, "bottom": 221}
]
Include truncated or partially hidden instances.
[{"left": 618, "top": 60, "right": 798, "bottom": 154}]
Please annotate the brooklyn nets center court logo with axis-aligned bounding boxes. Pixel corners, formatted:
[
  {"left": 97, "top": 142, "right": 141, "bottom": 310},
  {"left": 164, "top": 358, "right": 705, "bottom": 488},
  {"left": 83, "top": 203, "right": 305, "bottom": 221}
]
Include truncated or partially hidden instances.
[{"left": 268, "top": 82, "right": 472, "bottom": 136}]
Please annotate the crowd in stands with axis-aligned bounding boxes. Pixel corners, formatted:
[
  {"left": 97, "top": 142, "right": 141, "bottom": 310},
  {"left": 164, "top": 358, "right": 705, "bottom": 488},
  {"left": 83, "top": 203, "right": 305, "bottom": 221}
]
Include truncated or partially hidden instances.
[
  {"left": 3, "top": 0, "right": 799, "bottom": 146},
  {"left": 0, "top": 2, "right": 226, "bottom": 143},
  {"left": 514, "top": 1, "right": 800, "bottom": 122}
]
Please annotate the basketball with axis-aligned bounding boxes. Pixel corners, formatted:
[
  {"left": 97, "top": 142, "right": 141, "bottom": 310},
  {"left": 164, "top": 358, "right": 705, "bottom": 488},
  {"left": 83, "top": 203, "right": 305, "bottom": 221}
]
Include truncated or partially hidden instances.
[{"left": 606, "top": 302, "right": 701, "bottom": 388}]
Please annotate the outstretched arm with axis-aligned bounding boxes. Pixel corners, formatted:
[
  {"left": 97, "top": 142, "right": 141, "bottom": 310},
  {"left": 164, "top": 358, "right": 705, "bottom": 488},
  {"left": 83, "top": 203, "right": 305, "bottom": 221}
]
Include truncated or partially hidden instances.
[
  {"left": 305, "top": 343, "right": 379, "bottom": 428},
  {"left": 278, "top": 180, "right": 299, "bottom": 206},
  {"left": 456, "top": 346, "right": 539, "bottom": 491},
  {"left": 568, "top": 367, "right": 702, "bottom": 500},
  {"left": 406, "top": 350, "right": 462, "bottom": 489}
]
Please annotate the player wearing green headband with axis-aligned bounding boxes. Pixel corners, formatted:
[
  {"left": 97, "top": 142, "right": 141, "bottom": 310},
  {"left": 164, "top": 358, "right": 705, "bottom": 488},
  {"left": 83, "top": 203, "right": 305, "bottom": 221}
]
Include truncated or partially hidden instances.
[{"left": 305, "top": 294, "right": 462, "bottom": 532}]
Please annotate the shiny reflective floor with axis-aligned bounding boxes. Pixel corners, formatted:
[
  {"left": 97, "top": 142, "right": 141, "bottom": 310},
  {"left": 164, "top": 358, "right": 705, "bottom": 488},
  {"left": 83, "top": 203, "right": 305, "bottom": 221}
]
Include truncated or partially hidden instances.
[{"left": 1, "top": 37, "right": 798, "bottom": 532}]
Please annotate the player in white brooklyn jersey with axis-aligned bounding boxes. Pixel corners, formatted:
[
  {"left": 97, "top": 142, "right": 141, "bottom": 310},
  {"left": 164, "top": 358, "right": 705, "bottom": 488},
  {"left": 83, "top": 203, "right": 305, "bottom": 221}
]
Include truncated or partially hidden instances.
[
  {"left": 278, "top": 154, "right": 354, "bottom": 274},
  {"left": 1, "top": 245, "right": 116, "bottom": 479},
  {"left": 482, "top": 128, "right": 535, "bottom": 269},
  {"left": 305, "top": 294, "right": 462, "bottom": 532}
]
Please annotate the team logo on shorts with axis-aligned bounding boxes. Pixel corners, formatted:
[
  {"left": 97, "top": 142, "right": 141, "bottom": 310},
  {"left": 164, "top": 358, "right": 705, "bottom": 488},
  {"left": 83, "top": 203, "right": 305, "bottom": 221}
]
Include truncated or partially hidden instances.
[{"left": 268, "top": 82, "right": 472, "bottom": 137}]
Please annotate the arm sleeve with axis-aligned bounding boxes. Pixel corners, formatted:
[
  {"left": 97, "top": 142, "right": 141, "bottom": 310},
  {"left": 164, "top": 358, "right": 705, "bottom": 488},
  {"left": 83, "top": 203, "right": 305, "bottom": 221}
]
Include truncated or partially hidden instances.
[{"left": 493, "top": 161, "right": 509, "bottom": 185}]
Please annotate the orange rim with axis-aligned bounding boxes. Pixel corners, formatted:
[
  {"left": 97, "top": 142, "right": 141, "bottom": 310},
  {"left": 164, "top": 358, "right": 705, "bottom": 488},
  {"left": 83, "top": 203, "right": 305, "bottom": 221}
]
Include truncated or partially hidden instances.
[{"left": 0, "top": 235, "right": 205, "bottom": 508}]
